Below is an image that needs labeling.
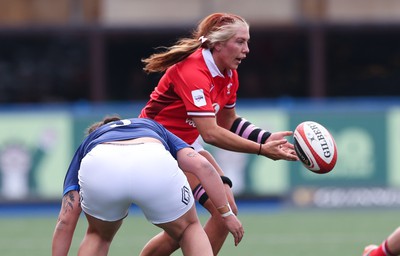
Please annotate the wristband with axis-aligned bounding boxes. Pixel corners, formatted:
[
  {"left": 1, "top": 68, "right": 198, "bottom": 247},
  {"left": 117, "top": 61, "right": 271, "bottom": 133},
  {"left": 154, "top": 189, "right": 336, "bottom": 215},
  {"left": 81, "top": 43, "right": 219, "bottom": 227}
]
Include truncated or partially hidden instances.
[{"left": 257, "top": 143, "right": 262, "bottom": 155}]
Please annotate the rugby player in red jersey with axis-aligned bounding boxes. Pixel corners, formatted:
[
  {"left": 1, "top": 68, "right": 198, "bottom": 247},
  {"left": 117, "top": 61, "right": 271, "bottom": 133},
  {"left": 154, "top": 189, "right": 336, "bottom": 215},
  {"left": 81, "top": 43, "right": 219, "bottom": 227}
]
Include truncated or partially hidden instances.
[{"left": 139, "top": 12, "right": 298, "bottom": 255}]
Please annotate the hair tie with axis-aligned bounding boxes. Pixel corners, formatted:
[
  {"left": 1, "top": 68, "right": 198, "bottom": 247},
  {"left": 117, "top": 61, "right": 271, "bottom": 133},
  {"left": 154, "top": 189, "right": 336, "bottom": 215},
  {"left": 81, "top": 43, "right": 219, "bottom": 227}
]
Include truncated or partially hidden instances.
[{"left": 199, "top": 36, "right": 208, "bottom": 43}]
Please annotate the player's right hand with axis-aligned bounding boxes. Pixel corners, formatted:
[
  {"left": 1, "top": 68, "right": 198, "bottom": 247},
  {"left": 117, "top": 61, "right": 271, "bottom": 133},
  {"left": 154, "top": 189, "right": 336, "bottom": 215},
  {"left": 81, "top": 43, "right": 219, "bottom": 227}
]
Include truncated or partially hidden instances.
[{"left": 223, "top": 214, "right": 244, "bottom": 246}]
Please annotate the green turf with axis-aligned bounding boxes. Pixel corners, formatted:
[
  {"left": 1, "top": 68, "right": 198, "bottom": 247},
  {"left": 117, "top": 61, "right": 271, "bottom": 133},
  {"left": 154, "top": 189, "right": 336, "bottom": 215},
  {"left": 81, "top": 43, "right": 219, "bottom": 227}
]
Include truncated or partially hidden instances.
[{"left": 0, "top": 208, "right": 398, "bottom": 255}]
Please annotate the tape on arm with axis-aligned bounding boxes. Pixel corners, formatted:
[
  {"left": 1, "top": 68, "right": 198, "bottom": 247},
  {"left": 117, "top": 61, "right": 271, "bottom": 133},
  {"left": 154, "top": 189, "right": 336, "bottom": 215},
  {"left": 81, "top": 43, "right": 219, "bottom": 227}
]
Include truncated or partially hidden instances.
[{"left": 217, "top": 203, "right": 234, "bottom": 218}]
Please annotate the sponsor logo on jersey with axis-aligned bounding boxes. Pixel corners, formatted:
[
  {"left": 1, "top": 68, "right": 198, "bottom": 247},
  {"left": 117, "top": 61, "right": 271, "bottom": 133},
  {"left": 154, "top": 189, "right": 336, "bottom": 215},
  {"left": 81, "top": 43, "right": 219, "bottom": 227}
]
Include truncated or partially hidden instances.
[
  {"left": 186, "top": 118, "right": 196, "bottom": 127},
  {"left": 191, "top": 89, "right": 206, "bottom": 107}
]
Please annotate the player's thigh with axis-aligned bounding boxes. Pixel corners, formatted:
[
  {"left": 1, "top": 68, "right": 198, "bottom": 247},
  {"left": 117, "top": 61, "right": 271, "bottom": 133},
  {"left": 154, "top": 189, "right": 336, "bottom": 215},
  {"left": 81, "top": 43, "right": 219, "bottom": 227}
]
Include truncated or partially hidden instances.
[
  {"left": 85, "top": 213, "right": 123, "bottom": 242},
  {"left": 155, "top": 205, "right": 199, "bottom": 241}
]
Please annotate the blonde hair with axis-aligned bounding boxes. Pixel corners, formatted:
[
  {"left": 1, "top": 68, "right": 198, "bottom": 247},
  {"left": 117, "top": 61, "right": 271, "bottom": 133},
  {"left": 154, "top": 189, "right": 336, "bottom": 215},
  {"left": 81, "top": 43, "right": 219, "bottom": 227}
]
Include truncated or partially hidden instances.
[{"left": 142, "top": 13, "right": 249, "bottom": 73}]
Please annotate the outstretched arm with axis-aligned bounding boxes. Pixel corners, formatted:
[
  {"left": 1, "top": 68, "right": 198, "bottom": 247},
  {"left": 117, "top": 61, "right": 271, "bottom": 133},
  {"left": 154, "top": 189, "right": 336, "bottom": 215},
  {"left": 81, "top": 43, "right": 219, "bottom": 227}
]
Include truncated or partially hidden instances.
[
  {"left": 52, "top": 190, "right": 82, "bottom": 256},
  {"left": 192, "top": 108, "right": 297, "bottom": 161}
]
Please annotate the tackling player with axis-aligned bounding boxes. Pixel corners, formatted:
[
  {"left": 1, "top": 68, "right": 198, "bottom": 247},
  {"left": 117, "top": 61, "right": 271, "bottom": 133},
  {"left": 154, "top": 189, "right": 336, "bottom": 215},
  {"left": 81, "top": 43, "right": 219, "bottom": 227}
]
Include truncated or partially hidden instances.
[{"left": 52, "top": 116, "right": 244, "bottom": 256}]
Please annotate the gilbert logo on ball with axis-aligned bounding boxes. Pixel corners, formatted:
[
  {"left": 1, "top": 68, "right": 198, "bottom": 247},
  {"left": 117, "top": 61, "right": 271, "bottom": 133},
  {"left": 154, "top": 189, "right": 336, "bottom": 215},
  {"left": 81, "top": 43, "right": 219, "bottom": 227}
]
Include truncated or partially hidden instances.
[{"left": 293, "top": 121, "right": 338, "bottom": 174}]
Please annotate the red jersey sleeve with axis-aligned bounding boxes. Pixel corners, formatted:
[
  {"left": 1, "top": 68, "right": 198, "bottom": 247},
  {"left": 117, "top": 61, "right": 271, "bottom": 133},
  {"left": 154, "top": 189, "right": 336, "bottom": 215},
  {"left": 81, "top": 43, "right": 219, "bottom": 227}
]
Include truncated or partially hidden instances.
[{"left": 170, "top": 53, "right": 216, "bottom": 118}]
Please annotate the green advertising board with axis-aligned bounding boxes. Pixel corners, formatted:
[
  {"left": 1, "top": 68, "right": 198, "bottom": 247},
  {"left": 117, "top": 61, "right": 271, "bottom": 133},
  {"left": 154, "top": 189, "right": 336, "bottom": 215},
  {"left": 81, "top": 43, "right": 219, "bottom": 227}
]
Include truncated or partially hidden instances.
[
  {"left": 387, "top": 107, "right": 400, "bottom": 188},
  {"left": 0, "top": 112, "right": 72, "bottom": 200},
  {"left": 0, "top": 102, "right": 398, "bottom": 202}
]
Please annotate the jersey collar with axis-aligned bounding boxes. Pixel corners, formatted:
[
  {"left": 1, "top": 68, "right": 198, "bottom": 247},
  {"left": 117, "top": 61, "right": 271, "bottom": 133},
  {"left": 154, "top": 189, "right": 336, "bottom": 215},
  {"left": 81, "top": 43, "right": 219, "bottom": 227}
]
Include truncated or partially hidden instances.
[{"left": 202, "top": 48, "right": 232, "bottom": 78}]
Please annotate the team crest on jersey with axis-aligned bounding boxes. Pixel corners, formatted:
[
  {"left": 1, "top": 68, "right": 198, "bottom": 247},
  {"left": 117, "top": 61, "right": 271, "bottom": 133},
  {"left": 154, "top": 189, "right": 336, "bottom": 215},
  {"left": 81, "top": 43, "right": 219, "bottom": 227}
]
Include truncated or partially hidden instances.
[
  {"left": 226, "top": 83, "right": 232, "bottom": 95},
  {"left": 210, "top": 84, "right": 215, "bottom": 92},
  {"left": 191, "top": 89, "right": 206, "bottom": 107},
  {"left": 212, "top": 103, "right": 220, "bottom": 114}
]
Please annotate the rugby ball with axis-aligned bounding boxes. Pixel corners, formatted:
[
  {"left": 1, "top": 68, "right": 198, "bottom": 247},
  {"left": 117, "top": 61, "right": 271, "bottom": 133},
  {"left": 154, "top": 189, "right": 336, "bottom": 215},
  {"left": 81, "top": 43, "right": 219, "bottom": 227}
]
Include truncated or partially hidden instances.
[{"left": 293, "top": 121, "right": 337, "bottom": 174}]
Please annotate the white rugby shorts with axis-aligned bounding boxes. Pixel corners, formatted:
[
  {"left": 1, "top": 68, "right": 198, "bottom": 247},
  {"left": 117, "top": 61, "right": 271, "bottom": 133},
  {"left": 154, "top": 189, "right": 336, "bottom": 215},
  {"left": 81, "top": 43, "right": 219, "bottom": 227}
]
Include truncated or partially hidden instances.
[
  {"left": 191, "top": 136, "right": 205, "bottom": 152},
  {"left": 78, "top": 142, "right": 193, "bottom": 224}
]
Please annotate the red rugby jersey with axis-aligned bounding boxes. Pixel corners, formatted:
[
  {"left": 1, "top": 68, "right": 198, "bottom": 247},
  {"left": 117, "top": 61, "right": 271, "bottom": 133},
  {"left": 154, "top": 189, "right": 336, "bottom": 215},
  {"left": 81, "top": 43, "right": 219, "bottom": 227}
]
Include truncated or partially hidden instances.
[{"left": 140, "top": 48, "right": 239, "bottom": 144}]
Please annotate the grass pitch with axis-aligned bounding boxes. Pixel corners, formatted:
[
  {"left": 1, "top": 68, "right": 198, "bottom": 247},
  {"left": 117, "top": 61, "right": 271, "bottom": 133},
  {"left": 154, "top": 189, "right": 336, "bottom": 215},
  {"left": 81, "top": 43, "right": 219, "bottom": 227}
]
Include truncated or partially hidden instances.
[{"left": 0, "top": 207, "right": 398, "bottom": 256}]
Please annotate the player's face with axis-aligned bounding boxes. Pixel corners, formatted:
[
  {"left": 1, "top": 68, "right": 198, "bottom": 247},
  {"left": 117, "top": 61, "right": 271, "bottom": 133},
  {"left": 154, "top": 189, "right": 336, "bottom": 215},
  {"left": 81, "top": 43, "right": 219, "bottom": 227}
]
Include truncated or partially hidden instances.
[{"left": 214, "top": 25, "right": 250, "bottom": 72}]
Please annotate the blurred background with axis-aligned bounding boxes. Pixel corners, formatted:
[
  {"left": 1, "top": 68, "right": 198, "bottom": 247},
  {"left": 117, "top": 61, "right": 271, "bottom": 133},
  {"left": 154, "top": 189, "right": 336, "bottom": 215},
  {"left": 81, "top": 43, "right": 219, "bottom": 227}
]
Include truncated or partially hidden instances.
[
  {"left": 2, "top": 1, "right": 400, "bottom": 255},
  {"left": 1, "top": 0, "right": 400, "bottom": 209}
]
